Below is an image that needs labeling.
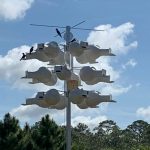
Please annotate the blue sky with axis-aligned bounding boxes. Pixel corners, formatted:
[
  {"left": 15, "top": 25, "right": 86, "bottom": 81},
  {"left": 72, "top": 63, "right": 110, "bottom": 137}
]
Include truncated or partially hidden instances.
[{"left": 0, "top": 0, "right": 150, "bottom": 128}]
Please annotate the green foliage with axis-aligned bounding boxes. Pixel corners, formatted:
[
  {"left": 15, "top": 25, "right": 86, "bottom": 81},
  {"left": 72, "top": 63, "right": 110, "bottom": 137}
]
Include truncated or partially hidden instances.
[
  {"left": 0, "top": 113, "right": 20, "bottom": 150},
  {"left": 0, "top": 113, "right": 150, "bottom": 150},
  {"left": 31, "top": 114, "right": 65, "bottom": 150}
]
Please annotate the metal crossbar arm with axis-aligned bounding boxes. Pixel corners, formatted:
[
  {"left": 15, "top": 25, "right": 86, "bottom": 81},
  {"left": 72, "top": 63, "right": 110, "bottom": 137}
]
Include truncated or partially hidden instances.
[
  {"left": 30, "top": 21, "right": 86, "bottom": 29},
  {"left": 72, "top": 27, "right": 104, "bottom": 31},
  {"left": 30, "top": 24, "right": 105, "bottom": 31},
  {"left": 30, "top": 24, "right": 66, "bottom": 28}
]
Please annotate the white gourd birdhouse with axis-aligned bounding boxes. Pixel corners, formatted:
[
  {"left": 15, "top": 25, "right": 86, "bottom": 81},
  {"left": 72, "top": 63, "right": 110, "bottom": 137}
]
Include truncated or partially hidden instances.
[
  {"left": 69, "top": 41, "right": 88, "bottom": 57},
  {"left": 51, "top": 95, "right": 67, "bottom": 110},
  {"left": 76, "top": 45, "right": 115, "bottom": 64},
  {"left": 80, "top": 66, "right": 108, "bottom": 84},
  {"left": 85, "top": 91, "right": 101, "bottom": 107},
  {"left": 44, "top": 41, "right": 60, "bottom": 58},
  {"left": 77, "top": 100, "right": 88, "bottom": 109},
  {"left": 85, "top": 75, "right": 114, "bottom": 85},
  {"left": 86, "top": 94, "right": 115, "bottom": 107},
  {"left": 37, "top": 43, "right": 45, "bottom": 50},
  {"left": 48, "top": 50, "right": 65, "bottom": 65},
  {"left": 54, "top": 65, "right": 71, "bottom": 80},
  {"left": 69, "top": 88, "right": 88, "bottom": 104},
  {"left": 22, "top": 67, "right": 57, "bottom": 86},
  {"left": 25, "top": 51, "right": 50, "bottom": 62},
  {"left": 44, "top": 89, "right": 60, "bottom": 106},
  {"left": 25, "top": 92, "right": 49, "bottom": 108}
]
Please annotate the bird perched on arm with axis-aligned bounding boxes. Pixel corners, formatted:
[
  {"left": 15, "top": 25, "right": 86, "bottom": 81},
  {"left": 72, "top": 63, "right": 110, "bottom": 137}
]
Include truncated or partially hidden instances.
[
  {"left": 29, "top": 46, "right": 34, "bottom": 54},
  {"left": 20, "top": 53, "right": 26, "bottom": 61},
  {"left": 70, "top": 38, "right": 76, "bottom": 43},
  {"left": 56, "top": 28, "right": 62, "bottom": 38},
  {"left": 81, "top": 46, "right": 87, "bottom": 48}
]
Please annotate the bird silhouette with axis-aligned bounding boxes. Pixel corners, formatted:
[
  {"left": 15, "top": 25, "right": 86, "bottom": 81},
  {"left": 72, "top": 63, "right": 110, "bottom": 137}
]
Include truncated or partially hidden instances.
[
  {"left": 56, "top": 28, "right": 62, "bottom": 38},
  {"left": 81, "top": 46, "right": 87, "bottom": 48},
  {"left": 70, "top": 38, "right": 76, "bottom": 43},
  {"left": 29, "top": 46, "right": 34, "bottom": 54},
  {"left": 20, "top": 53, "right": 26, "bottom": 61}
]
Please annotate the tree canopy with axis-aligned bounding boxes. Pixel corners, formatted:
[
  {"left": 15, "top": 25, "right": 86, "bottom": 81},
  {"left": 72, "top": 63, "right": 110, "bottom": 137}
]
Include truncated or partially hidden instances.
[{"left": 0, "top": 113, "right": 150, "bottom": 150}]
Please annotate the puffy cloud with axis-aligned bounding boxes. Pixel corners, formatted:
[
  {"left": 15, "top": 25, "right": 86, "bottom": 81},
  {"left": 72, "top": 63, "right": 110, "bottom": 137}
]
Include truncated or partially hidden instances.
[
  {"left": 10, "top": 103, "right": 108, "bottom": 128},
  {"left": 122, "top": 58, "right": 137, "bottom": 69},
  {"left": 10, "top": 105, "right": 65, "bottom": 125},
  {"left": 136, "top": 106, "right": 150, "bottom": 122},
  {"left": 100, "top": 84, "right": 132, "bottom": 96},
  {"left": 0, "top": 0, "right": 34, "bottom": 20},
  {"left": 0, "top": 45, "right": 55, "bottom": 91},
  {"left": 87, "top": 22, "right": 138, "bottom": 55},
  {"left": 0, "top": 45, "right": 36, "bottom": 80},
  {"left": 71, "top": 115, "right": 107, "bottom": 130},
  {"left": 86, "top": 22, "right": 137, "bottom": 96},
  {"left": 64, "top": 105, "right": 108, "bottom": 130}
]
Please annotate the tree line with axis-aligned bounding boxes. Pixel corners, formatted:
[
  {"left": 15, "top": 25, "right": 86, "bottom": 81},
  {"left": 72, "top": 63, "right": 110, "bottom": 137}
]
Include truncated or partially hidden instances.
[{"left": 0, "top": 113, "right": 150, "bottom": 150}]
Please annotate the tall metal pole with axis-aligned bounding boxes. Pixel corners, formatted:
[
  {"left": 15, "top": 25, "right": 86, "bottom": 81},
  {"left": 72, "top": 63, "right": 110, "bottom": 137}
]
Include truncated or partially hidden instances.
[{"left": 65, "top": 26, "right": 72, "bottom": 150}]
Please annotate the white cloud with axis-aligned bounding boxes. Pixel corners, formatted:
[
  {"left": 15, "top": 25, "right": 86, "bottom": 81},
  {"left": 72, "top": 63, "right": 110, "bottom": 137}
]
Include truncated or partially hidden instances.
[
  {"left": 10, "top": 103, "right": 108, "bottom": 128},
  {"left": 71, "top": 115, "right": 107, "bottom": 130},
  {"left": 100, "top": 84, "right": 132, "bottom": 96},
  {"left": 0, "top": 0, "right": 34, "bottom": 20},
  {"left": 122, "top": 58, "right": 137, "bottom": 69},
  {"left": 10, "top": 105, "right": 65, "bottom": 125},
  {"left": 0, "top": 45, "right": 55, "bottom": 91},
  {"left": 86, "top": 22, "right": 137, "bottom": 96},
  {"left": 87, "top": 22, "right": 138, "bottom": 55},
  {"left": 136, "top": 106, "right": 150, "bottom": 122}
]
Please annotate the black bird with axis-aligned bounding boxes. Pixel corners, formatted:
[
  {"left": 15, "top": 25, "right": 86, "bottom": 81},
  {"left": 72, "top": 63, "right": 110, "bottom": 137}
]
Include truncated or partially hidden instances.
[
  {"left": 20, "top": 53, "right": 26, "bottom": 61},
  {"left": 81, "top": 46, "right": 87, "bottom": 49},
  {"left": 29, "top": 46, "right": 34, "bottom": 54},
  {"left": 70, "top": 38, "right": 76, "bottom": 43},
  {"left": 56, "top": 28, "right": 62, "bottom": 38}
]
